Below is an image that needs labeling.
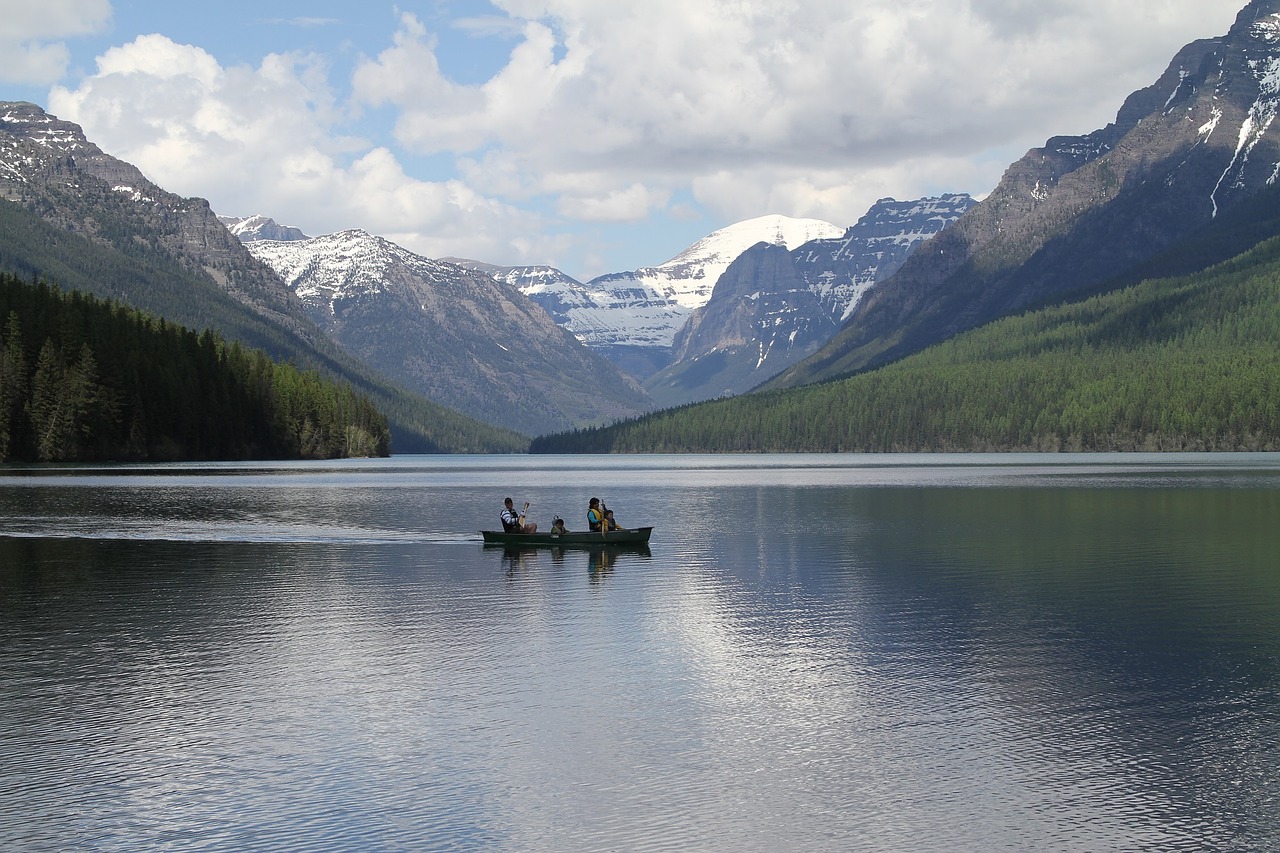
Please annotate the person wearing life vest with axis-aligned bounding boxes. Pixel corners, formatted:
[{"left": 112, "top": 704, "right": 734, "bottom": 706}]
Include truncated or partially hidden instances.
[
  {"left": 501, "top": 497, "right": 537, "bottom": 533},
  {"left": 587, "top": 497, "right": 605, "bottom": 532}
]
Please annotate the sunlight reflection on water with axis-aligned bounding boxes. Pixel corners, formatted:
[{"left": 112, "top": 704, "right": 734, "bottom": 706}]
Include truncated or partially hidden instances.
[{"left": 2, "top": 454, "right": 1279, "bottom": 851}]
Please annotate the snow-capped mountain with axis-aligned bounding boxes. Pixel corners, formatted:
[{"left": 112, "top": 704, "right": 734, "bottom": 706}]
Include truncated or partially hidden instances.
[
  {"left": 218, "top": 214, "right": 308, "bottom": 243},
  {"left": 622, "top": 214, "right": 848, "bottom": 310},
  {"left": 0, "top": 101, "right": 530, "bottom": 451},
  {"left": 796, "top": 194, "right": 978, "bottom": 322},
  {"left": 453, "top": 214, "right": 844, "bottom": 379},
  {"left": 770, "top": 0, "right": 1280, "bottom": 391},
  {"left": 245, "top": 229, "right": 652, "bottom": 437},
  {"left": 644, "top": 195, "right": 976, "bottom": 406}
]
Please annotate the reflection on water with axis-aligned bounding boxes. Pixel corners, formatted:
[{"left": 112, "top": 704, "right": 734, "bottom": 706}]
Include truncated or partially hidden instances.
[
  {"left": 1, "top": 454, "right": 1279, "bottom": 851},
  {"left": 495, "top": 544, "right": 649, "bottom": 584}
]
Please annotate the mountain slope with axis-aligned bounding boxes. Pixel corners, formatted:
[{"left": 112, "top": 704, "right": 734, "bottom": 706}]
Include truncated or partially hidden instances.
[
  {"left": 769, "top": 0, "right": 1280, "bottom": 391},
  {"left": 532, "top": 232, "right": 1280, "bottom": 453},
  {"left": 452, "top": 214, "right": 845, "bottom": 379},
  {"left": 643, "top": 195, "right": 976, "bottom": 405},
  {"left": 246, "top": 230, "right": 653, "bottom": 436},
  {"left": 219, "top": 214, "right": 309, "bottom": 243},
  {"left": 0, "top": 101, "right": 524, "bottom": 452}
]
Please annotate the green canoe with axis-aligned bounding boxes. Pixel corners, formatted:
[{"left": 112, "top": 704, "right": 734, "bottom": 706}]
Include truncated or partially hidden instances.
[{"left": 480, "top": 526, "right": 654, "bottom": 547}]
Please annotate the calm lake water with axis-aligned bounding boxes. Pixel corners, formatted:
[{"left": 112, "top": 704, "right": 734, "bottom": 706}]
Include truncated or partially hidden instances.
[{"left": 2, "top": 453, "right": 1279, "bottom": 851}]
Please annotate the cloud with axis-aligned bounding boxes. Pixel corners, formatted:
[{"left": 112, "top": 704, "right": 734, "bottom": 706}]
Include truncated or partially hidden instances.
[
  {"left": 44, "top": 0, "right": 1243, "bottom": 277},
  {"left": 48, "top": 33, "right": 543, "bottom": 265},
  {"left": 0, "top": 0, "right": 110, "bottom": 84},
  {"left": 559, "top": 182, "right": 670, "bottom": 222},
  {"left": 349, "top": 0, "right": 1242, "bottom": 231}
]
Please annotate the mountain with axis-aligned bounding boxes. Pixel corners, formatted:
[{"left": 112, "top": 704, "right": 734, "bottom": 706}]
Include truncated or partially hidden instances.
[
  {"left": 0, "top": 101, "right": 525, "bottom": 453},
  {"left": 793, "top": 194, "right": 978, "bottom": 322},
  {"left": 531, "top": 232, "right": 1280, "bottom": 453},
  {"left": 0, "top": 102, "right": 310, "bottom": 338},
  {"left": 451, "top": 214, "right": 845, "bottom": 379},
  {"left": 218, "top": 213, "right": 309, "bottom": 243},
  {"left": 245, "top": 230, "right": 653, "bottom": 437},
  {"left": 643, "top": 195, "right": 976, "bottom": 405},
  {"left": 769, "top": 0, "right": 1280, "bottom": 391}
]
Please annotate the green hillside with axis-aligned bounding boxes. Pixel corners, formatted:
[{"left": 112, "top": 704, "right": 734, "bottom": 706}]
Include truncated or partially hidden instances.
[
  {"left": 0, "top": 274, "right": 389, "bottom": 462},
  {"left": 0, "top": 198, "right": 526, "bottom": 453},
  {"left": 531, "top": 235, "right": 1280, "bottom": 453}
]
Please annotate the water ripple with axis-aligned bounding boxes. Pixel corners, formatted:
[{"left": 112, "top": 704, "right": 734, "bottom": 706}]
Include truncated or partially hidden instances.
[{"left": 3, "top": 457, "right": 1280, "bottom": 851}]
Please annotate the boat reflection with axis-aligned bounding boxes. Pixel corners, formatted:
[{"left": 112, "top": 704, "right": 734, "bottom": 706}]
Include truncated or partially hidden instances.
[{"left": 498, "top": 544, "right": 651, "bottom": 581}]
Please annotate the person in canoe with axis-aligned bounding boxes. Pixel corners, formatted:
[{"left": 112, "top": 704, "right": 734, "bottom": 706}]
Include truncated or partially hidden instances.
[
  {"left": 550, "top": 517, "right": 567, "bottom": 534},
  {"left": 604, "top": 508, "right": 620, "bottom": 531},
  {"left": 501, "top": 497, "right": 537, "bottom": 534},
  {"left": 587, "top": 497, "right": 604, "bottom": 532}
]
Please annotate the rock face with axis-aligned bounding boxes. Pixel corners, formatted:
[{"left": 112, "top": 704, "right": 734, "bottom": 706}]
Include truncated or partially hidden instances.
[
  {"left": 246, "top": 230, "right": 653, "bottom": 437},
  {"left": 452, "top": 215, "right": 847, "bottom": 380},
  {"left": 770, "top": 0, "right": 1280, "bottom": 391},
  {"left": 0, "top": 101, "right": 534, "bottom": 451},
  {"left": 0, "top": 100, "right": 331, "bottom": 348},
  {"left": 794, "top": 195, "right": 978, "bottom": 323},
  {"left": 643, "top": 195, "right": 975, "bottom": 406},
  {"left": 650, "top": 243, "right": 838, "bottom": 405},
  {"left": 219, "top": 214, "right": 309, "bottom": 243}
]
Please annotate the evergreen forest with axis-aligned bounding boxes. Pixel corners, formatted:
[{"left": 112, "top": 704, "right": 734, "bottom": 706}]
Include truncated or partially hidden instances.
[
  {"left": 0, "top": 198, "right": 527, "bottom": 454},
  {"left": 531, "top": 236, "right": 1280, "bottom": 453},
  {"left": 0, "top": 273, "right": 391, "bottom": 462}
]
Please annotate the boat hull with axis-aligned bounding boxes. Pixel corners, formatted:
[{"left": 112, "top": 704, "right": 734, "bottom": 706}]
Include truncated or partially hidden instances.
[{"left": 481, "top": 526, "right": 653, "bottom": 547}]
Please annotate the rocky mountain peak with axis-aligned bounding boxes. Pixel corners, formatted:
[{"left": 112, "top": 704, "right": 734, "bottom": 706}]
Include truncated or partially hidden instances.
[
  {"left": 0, "top": 101, "right": 159, "bottom": 202},
  {"left": 770, "top": 0, "right": 1280, "bottom": 391},
  {"left": 243, "top": 229, "right": 652, "bottom": 436},
  {"left": 219, "top": 214, "right": 309, "bottom": 243},
  {"left": 0, "top": 101, "right": 308, "bottom": 328},
  {"left": 640, "top": 194, "right": 974, "bottom": 406}
]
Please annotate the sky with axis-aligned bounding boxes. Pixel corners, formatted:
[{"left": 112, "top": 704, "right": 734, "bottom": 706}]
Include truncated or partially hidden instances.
[{"left": 0, "top": 0, "right": 1247, "bottom": 281}]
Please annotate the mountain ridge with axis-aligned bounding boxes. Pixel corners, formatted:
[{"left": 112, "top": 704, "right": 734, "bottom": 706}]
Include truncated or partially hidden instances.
[
  {"left": 450, "top": 214, "right": 845, "bottom": 379},
  {"left": 245, "top": 229, "right": 653, "bottom": 436},
  {"left": 768, "top": 0, "right": 1280, "bottom": 390},
  {"left": 0, "top": 100, "right": 526, "bottom": 452},
  {"left": 642, "top": 194, "right": 976, "bottom": 405}
]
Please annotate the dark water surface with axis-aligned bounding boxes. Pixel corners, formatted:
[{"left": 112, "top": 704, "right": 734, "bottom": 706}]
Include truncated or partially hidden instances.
[{"left": 2, "top": 454, "right": 1278, "bottom": 851}]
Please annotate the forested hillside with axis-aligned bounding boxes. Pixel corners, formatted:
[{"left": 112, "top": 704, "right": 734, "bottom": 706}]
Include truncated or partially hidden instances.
[
  {"left": 0, "top": 198, "right": 526, "bottom": 453},
  {"left": 531, "top": 236, "right": 1280, "bottom": 453},
  {"left": 0, "top": 273, "right": 390, "bottom": 462},
  {"left": 766, "top": 1, "right": 1280, "bottom": 393}
]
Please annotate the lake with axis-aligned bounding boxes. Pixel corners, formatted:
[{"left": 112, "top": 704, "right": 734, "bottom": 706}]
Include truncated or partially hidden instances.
[{"left": 2, "top": 453, "right": 1279, "bottom": 851}]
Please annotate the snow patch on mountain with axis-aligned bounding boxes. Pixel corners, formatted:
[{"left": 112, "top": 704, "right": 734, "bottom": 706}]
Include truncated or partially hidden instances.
[
  {"left": 796, "top": 194, "right": 977, "bottom": 322},
  {"left": 645, "top": 214, "right": 846, "bottom": 309},
  {"left": 456, "top": 214, "right": 844, "bottom": 357},
  {"left": 244, "top": 229, "right": 446, "bottom": 306},
  {"left": 219, "top": 214, "right": 309, "bottom": 243}
]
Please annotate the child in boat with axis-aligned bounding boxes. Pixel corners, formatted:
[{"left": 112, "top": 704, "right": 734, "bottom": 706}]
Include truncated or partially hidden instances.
[
  {"left": 550, "top": 517, "right": 567, "bottom": 534},
  {"left": 604, "top": 509, "right": 620, "bottom": 531}
]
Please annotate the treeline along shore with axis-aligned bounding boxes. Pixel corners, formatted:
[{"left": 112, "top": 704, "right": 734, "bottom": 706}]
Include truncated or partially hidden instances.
[
  {"left": 532, "top": 236, "right": 1280, "bottom": 454},
  {"left": 0, "top": 273, "right": 390, "bottom": 462}
]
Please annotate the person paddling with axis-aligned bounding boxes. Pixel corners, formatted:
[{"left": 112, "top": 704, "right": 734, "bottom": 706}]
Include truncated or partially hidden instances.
[
  {"left": 501, "top": 497, "right": 537, "bottom": 533},
  {"left": 587, "top": 497, "right": 604, "bottom": 532}
]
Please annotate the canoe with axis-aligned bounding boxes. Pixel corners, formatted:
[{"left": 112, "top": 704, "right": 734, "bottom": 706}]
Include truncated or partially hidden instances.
[{"left": 480, "top": 526, "right": 653, "bottom": 547}]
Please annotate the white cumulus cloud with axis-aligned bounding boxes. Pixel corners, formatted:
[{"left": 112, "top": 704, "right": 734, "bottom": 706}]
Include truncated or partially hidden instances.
[
  {"left": 48, "top": 32, "right": 542, "bottom": 264},
  {"left": 42, "top": 0, "right": 1244, "bottom": 277},
  {"left": 0, "top": 0, "right": 110, "bottom": 85}
]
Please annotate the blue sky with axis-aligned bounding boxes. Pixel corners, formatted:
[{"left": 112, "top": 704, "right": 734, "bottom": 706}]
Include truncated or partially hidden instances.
[{"left": 0, "top": 0, "right": 1245, "bottom": 281}]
